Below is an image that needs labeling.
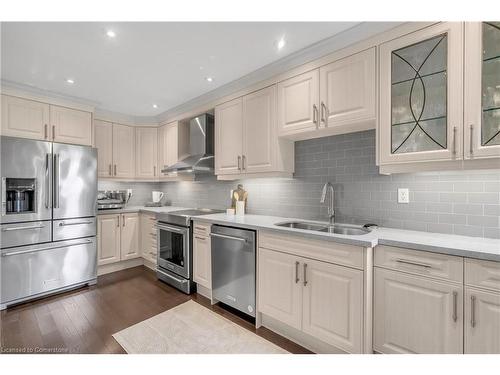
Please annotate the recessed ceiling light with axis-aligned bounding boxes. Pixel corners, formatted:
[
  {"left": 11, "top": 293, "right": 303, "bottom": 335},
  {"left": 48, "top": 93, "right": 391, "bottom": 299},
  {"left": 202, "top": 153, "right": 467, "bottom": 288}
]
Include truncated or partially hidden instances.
[
  {"left": 205, "top": 77, "right": 213, "bottom": 83},
  {"left": 277, "top": 37, "right": 286, "bottom": 50},
  {"left": 106, "top": 30, "right": 116, "bottom": 38},
  {"left": 66, "top": 78, "right": 74, "bottom": 84},
  {"left": 152, "top": 104, "right": 158, "bottom": 109}
]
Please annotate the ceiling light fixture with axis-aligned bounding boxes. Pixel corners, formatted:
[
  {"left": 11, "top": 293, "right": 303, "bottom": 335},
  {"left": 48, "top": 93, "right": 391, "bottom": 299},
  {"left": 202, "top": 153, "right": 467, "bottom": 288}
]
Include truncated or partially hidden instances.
[
  {"left": 277, "top": 37, "right": 286, "bottom": 50},
  {"left": 152, "top": 104, "right": 158, "bottom": 109},
  {"left": 205, "top": 77, "right": 213, "bottom": 83},
  {"left": 66, "top": 78, "right": 75, "bottom": 84},
  {"left": 106, "top": 30, "right": 116, "bottom": 38}
]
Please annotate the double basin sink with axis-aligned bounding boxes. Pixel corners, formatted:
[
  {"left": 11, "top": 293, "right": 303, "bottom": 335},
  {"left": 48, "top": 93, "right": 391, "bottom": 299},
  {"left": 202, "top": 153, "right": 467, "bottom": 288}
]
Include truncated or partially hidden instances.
[{"left": 274, "top": 221, "right": 372, "bottom": 236}]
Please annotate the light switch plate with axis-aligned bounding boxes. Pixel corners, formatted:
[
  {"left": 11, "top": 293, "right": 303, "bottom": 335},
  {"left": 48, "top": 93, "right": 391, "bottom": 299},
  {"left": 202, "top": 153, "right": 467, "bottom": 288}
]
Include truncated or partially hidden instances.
[{"left": 398, "top": 188, "right": 409, "bottom": 204}]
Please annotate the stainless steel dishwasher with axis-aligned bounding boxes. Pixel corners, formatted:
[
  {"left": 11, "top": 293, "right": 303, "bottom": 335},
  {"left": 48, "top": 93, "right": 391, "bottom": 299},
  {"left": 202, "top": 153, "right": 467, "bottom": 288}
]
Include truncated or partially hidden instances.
[{"left": 210, "top": 225, "right": 256, "bottom": 317}]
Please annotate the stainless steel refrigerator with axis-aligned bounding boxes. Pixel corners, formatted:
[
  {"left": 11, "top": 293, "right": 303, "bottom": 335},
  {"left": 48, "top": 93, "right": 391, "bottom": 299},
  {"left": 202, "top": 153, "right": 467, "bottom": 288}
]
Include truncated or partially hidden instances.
[{"left": 1, "top": 136, "right": 97, "bottom": 310}]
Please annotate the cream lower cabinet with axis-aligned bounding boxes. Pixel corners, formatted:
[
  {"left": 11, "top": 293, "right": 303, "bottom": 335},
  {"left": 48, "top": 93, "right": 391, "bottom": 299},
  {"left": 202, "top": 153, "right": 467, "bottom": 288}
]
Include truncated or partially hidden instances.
[
  {"left": 258, "top": 244, "right": 364, "bottom": 353},
  {"left": 192, "top": 222, "right": 212, "bottom": 289},
  {"left": 140, "top": 213, "right": 157, "bottom": 265},
  {"left": 464, "top": 259, "right": 500, "bottom": 353},
  {"left": 374, "top": 267, "right": 463, "bottom": 354},
  {"left": 97, "top": 213, "right": 139, "bottom": 266}
]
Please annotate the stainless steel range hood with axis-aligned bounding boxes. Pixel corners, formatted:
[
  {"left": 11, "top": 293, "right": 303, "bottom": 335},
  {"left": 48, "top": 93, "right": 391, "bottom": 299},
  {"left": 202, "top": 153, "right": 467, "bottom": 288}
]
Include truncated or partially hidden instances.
[{"left": 162, "top": 113, "right": 214, "bottom": 174}]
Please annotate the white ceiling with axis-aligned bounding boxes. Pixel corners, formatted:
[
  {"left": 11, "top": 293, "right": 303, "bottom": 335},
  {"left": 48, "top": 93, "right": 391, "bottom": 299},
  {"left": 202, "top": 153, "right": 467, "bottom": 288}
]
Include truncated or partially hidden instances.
[{"left": 1, "top": 22, "right": 360, "bottom": 117}]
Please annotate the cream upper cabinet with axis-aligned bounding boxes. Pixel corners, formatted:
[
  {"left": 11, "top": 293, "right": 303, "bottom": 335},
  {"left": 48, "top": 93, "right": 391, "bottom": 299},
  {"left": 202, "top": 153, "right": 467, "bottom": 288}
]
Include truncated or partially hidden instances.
[
  {"left": 136, "top": 127, "right": 158, "bottom": 179},
  {"left": 1, "top": 95, "right": 50, "bottom": 140},
  {"left": 258, "top": 247, "right": 303, "bottom": 330},
  {"left": 97, "top": 214, "right": 121, "bottom": 266},
  {"left": 464, "top": 22, "right": 500, "bottom": 159},
  {"left": 465, "top": 287, "right": 500, "bottom": 354},
  {"left": 374, "top": 267, "right": 463, "bottom": 354},
  {"left": 120, "top": 213, "right": 140, "bottom": 261},
  {"left": 50, "top": 105, "right": 92, "bottom": 146},
  {"left": 319, "top": 48, "right": 376, "bottom": 130},
  {"left": 379, "top": 22, "right": 464, "bottom": 166},
  {"left": 215, "top": 98, "right": 243, "bottom": 175},
  {"left": 302, "top": 258, "right": 363, "bottom": 354},
  {"left": 193, "top": 230, "right": 212, "bottom": 289},
  {"left": 94, "top": 120, "right": 113, "bottom": 178},
  {"left": 158, "top": 121, "right": 184, "bottom": 179},
  {"left": 277, "top": 70, "right": 319, "bottom": 137},
  {"left": 242, "top": 85, "right": 277, "bottom": 173},
  {"left": 112, "top": 123, "right": 135, "bottom": 178}
]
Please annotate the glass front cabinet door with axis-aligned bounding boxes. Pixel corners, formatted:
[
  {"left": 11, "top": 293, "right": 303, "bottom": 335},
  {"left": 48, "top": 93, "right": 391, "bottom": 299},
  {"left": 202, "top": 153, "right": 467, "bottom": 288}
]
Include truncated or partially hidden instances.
[
  {"left": 464, "top": 22, "right": 500, "bottom": 159},
  {"left": 379, "top": 22, "right": 464, "bottom": 165}
]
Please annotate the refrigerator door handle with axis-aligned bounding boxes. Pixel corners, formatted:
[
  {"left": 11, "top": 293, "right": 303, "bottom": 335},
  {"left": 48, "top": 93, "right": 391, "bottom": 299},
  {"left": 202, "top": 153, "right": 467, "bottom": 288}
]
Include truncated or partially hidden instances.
[
  {"left": 45, "top": 153, "right": 51, "bottom": 208},
  {"left": 1, "top": 177, "right": 6, "bottom": 216},
  {"left": 53, "top": 153, "right": 60, "bottom": 209}
]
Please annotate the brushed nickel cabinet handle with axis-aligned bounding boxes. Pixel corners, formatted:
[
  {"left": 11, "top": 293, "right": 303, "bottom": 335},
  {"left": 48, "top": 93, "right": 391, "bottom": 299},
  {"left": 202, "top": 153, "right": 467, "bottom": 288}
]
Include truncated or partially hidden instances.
[
  {"left": 52, "top": 125, "right": 55, "bottom": 140},
  {"left": 237, "top": 155, "right": 241, "bottom": 171},
  {"left": 154, "top": 166, "right": 156, "bottom": 176},
  {"left": 122, "top": 215, "right": 125, "bottom": 227},
  {"left": 303, "top": 263, "right": 308, "bottom": 286},
  {"left": 242, "top": 155, "right": 246, "bottom": 171},
  {"left": 116, "top": 215, "right": 120, "bottom": 227},
  {"left": 395, "top": 258, "right": 432, "bottom": 269},
  {"left": 295, "top": 261, "right": 300, "bottom": 283},
  {"left": 452, "top": 291, "right": 458, "bottom": 322},
  {"left": 114, "top": 164, "right": 117, "bottom": 176},
  {"left": 313, "top": 104, "right": 318, "bottom": 128},
  {"left": 194, "top": 236, "right": 206, "bottom": 241},
  {"left": 109, "top": 164, "right": 112, "bottom": 176},
  {"left": 321, "top": 102, "right": 328, "bottom": 126},
  {"left": 469, "top": 124, "right": 474, "bottom": 156},
  {"left": 452, "top": 126, "right": 457, "bottom": 155},
  {"left": 44, "top": 124, "right": 48, "bottom": 140},
  {"left": 471, "top": 295, "right": 476, "bottom": 328}
]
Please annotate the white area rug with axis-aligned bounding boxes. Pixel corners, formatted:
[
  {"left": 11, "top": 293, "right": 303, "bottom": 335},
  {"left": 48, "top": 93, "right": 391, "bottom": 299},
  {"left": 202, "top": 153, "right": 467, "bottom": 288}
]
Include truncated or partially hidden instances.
[{"left": 112, "top": 300, "right": 288, "bottom": 354}]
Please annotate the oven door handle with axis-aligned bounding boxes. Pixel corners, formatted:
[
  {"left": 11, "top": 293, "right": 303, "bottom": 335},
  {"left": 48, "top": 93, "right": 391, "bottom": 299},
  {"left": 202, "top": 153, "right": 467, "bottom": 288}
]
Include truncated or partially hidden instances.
[{"left": 157, "top": 223, "right": 187, "bottom": 233}]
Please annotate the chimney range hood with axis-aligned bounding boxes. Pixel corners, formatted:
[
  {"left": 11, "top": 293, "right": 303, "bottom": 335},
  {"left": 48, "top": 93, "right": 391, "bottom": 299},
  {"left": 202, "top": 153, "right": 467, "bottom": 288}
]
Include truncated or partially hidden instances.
[{"left": 162, "top": 113, "right": 214, "bottom": 174}]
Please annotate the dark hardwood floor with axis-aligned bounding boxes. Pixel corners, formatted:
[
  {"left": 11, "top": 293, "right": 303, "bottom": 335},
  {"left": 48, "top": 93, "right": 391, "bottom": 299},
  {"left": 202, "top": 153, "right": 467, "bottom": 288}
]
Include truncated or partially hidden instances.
[{"left": 0, "top": 266, "right": 311, "bottom": 354}]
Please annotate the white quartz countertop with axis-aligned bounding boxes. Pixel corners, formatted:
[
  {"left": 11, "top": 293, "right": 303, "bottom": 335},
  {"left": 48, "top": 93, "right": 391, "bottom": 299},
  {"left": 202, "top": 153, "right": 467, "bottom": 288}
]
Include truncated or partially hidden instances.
[
  {"left": 193, "top": 213, "right": 500, "bottom": 262},
  {"left": 97, "top": 206, "right": 187, "bottom": 215}
]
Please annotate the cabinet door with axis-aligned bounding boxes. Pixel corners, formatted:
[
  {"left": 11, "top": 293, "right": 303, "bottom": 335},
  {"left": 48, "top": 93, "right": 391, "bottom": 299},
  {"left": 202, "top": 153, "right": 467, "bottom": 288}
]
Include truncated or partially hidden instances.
[
  {"left": 302, "top": 258, "right": 363, "bottom": 353},
  {"left": 215, "top": 98, "right": 243, "bottom": 175},
  {"left": 242, "top": 86, "right": 277, "bottom": 173},
  {"left": 374, "top": 268, "right": 463, "bottom": 354},
  {"left": 257, "top": 248, "right": 302, "bottom": 330},
  {"left": 193, "top": 234, "right": 211, "bottom": 289},
  {"left": 465, "top": 287, "right": 500, "bottom": 354},
  {"left": 1, "top": 95, "right": 49, "bottom": 140},
  {"left": 50, "top": 105, "right": 92, "bottom": 146},
  {"left": 97, "top": 214, "right": 121, "bottom": 266},
  {"left": 136, "top": 127, "right": 158, "bottom": 179},
  {"left": 277, "top": 70, "right": 319, "bottom": 138},
  {"left": 94, "top": 120, "right": 113, "bottom": 178},
  {"left": 464, "top": 22, "right": 500, "bottom": 159},
  {"left": 379, "top": 22, "right": 464, "bottom": 164},
  {"left": 112, "top": 123, "right": 135, "bottom": 178},
  {"left": 320, "top": 48, "right": 376, "bottom": 129},
  {"left": 140, "top": 214, "right": 157, "bottom": 264},
  {"left": 158, "top": 122, "right": 179, "bottom": 176},
  {"left": 120, "top": 213, "right": 139, "bottom": 260}
]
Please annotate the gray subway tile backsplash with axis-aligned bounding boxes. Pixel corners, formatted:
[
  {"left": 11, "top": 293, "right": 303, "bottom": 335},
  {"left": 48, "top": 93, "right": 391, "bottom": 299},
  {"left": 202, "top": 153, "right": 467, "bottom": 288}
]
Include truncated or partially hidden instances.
[{"left": 102, "top": 129, "right": 500, "bottom": 239}]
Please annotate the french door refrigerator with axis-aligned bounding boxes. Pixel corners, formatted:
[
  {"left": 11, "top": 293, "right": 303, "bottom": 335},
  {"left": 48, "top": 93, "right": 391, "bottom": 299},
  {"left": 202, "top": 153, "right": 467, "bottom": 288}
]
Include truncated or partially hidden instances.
[{"left": 1, "top": 136, "right": 97, "bottom": 309}]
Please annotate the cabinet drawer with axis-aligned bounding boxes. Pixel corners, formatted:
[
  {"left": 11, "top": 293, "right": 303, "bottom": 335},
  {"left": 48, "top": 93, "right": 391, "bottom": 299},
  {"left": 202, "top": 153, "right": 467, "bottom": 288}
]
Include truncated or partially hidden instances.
[
  {"left": 259, "top": 231, "right": 364, "bottom": 270},
  {"left": 465, "top": 259, "right": 500, "bottom": 291},
  {"left": 374, "top": 245, "right": 463, "bottom": 283},
  {"left": 193, "top": 221, "right": 211, "bottom": 237}
]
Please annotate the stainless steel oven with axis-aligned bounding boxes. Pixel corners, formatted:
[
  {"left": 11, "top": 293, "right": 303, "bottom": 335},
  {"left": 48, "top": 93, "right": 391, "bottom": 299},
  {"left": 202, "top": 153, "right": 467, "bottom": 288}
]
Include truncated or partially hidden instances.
[{"left": 157, "top": 222, "right": 190, "bottom": 279}]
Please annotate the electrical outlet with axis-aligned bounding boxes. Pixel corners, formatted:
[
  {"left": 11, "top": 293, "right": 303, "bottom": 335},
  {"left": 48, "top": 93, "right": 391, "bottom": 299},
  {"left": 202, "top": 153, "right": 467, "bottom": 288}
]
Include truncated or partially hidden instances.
[{"left": 398, "top": 188, "right": 409, "bottom": 204}]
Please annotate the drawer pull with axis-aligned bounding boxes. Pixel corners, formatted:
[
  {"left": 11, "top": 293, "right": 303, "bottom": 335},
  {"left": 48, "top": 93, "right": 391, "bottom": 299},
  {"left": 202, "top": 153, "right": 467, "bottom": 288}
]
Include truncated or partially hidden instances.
[
  {"left": 195, "top": 236, "right": 206, "bottom": 241},
  {"left": 395, "top": 258, "right": 432, "bottom": 269},
  {"left": 59, "top": 221, "right": 93, "bottom": 226},
  {"left": 471, "top": 295, "right": 476, "bottom": 328},
  {"left": 2, "top": 224, "right": 45, "bottom": 231}
]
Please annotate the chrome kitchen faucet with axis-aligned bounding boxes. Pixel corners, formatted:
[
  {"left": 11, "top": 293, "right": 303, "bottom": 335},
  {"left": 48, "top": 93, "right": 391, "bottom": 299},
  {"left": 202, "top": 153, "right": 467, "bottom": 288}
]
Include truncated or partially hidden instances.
[{"left": 320, "top": 182, "right": 335, "bottom": 224}]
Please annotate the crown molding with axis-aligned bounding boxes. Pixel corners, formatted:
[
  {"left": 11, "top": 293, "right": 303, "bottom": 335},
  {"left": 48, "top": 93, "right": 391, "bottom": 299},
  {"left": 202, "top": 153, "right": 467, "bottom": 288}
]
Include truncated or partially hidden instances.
[
  {"left": 155, "top": 21, "right": 404, "bottom": 123},
  {"left": 93, "top": 108, "right": 158, "bottom": 126}
]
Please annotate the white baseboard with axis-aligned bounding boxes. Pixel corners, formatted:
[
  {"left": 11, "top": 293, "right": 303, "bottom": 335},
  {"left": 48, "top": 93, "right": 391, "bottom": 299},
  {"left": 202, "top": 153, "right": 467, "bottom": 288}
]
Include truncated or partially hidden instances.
[
  {"left": 97, "top": 258, "right": 144, "bottom": 276},
  {"left": 196, "top": 284, "right": 212, "bottom": 300}
]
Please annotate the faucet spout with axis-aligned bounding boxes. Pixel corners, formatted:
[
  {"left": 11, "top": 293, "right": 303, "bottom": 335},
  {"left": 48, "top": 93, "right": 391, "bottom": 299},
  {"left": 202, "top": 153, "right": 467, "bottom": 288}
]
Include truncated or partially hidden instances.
[{"left": 320, "top": 182, "right": 335, "bottom": 224}]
